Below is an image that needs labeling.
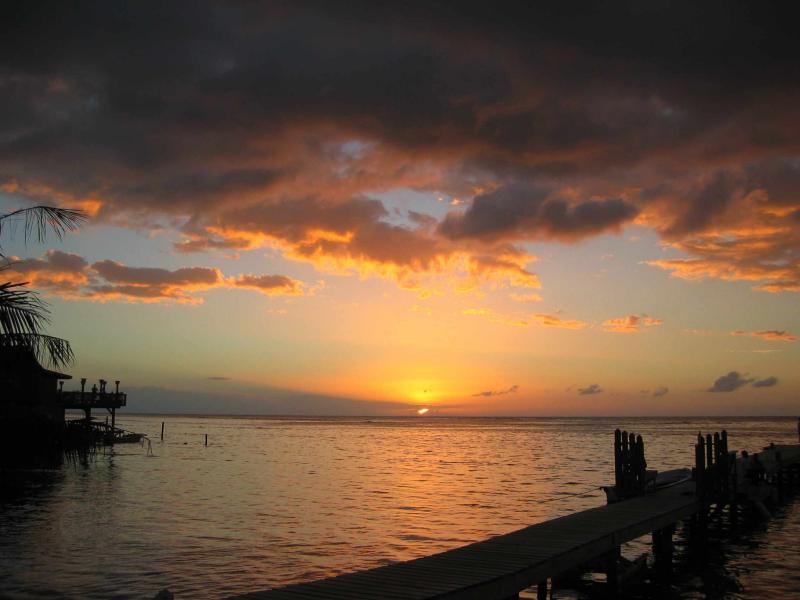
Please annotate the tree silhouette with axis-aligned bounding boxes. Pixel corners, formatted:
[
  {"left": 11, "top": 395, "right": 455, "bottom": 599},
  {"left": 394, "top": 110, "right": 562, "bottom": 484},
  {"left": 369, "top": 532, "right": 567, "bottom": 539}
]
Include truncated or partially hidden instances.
[{"left": 0, "top": 206, "right": 86, "bottom": 368}]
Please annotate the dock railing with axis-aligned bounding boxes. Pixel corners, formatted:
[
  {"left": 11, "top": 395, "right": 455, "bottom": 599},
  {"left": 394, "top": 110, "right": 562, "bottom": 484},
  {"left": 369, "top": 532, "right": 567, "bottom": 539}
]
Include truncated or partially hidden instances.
[
  {"left": 613, "top": 429, "right": 648, "bottom": 500},
  {"left": 59, "top": 390, "right": 127, "bottom": 409},
  {"left": 694, "top": 430, "right": 735, "bottom": 501}
]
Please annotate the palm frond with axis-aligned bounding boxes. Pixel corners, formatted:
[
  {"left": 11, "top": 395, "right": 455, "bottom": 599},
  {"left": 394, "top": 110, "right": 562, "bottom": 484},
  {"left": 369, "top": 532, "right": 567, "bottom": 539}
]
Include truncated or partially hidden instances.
[
  {"left": 0, "top": 278, "right": 50, "bottom": 336},
  {"left": 0, "top": 206, "right": 87, "bottom": 246},
  {"left": 0, "top": 332, "right": 75, "bottom": 369}
]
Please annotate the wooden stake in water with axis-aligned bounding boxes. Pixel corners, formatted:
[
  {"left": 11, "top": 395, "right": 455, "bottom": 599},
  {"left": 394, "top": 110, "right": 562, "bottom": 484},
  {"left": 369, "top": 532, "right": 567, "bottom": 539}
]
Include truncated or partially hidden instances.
[
  {"left": 161, "top": 421, "right": 164, "bottom": 441},
  {"left": 205, "top": 434, "right": 208, "bottom": 446}
]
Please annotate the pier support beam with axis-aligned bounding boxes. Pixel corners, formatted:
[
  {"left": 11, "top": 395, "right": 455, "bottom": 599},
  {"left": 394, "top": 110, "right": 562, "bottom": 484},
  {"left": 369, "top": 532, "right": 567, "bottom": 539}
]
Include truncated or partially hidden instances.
[
  {"left": 652, "top": 524, "right": 675, "bottom": 573},
  {"left": 537, "top": 580, "right": 548, "bottom": 600},
  {"left": 604, "top": 547, "right": 620, "bottom": 593}
]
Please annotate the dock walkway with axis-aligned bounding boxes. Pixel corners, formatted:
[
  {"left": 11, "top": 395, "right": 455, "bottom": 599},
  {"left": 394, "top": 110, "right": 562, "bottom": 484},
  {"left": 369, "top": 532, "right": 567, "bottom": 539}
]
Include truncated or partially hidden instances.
[
  {"left": 234, "top": 480, "right": 698, "bottom": 600},
  {"left": 230, "top": 433, "right": 800, "bottom": 600}
]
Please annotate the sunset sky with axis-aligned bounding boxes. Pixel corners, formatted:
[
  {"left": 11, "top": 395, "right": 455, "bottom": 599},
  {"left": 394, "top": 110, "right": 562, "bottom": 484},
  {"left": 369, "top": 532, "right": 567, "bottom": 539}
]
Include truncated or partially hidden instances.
[{"left": 1, "top": 2, "right": 798, "bottom": 415}]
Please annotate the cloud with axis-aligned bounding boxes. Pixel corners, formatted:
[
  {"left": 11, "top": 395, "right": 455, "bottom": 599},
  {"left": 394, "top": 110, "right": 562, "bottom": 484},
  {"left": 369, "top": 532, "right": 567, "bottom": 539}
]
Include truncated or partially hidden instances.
[
  {"left": 1, "top": 3, "right": 800, "bottom": 296},
  {"left": 603, "top": 314, "right": 663, "bottom": 333},
  {"left": 438, "top": 183, "right": 638, "bottom": 242},
  {"left": 8, "top": 250, "right": 90, "bottom": 295},
  {"left": 533, "top": 313, "right": 588, "bottom": 330},
  {"left": 752, "top": 376, "right": 778, "bottom": 388},
  {"left": 472, "top": 385, "right": 519, "bottom": 397},
  {"left": 578, "top": 384, "right": 603, "bottom": 396},
  {"left": 707, "top": 371, "right": 755, "bottom": 393},
  {"left": 8, "top": 252, "right": 305, "bottom": 304},
  {"left": 652, "top": 386, "right": 669, "bottom": 397},
  {"left": 232, "top": 274, "right": 303, "bottom": 296},
  {"left": 730, "top": 329, "right": 797, "bottom": 342}
]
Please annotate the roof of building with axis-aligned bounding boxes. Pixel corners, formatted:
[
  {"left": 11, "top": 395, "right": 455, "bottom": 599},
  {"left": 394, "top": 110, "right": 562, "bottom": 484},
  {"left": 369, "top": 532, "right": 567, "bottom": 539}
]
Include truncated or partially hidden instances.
[{"left": 0, "top": 347, "right": 72, "bottom": 379}]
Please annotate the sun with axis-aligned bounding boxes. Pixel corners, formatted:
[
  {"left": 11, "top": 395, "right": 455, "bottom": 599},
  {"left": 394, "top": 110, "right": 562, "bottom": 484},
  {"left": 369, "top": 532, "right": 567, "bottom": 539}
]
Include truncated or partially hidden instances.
[{"left": 417, "top": 407, "right": 430, "bottom": 416}]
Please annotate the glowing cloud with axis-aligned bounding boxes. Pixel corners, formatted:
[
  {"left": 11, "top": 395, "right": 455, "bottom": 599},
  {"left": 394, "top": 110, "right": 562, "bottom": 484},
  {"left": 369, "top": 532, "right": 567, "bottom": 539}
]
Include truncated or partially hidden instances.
[
  {"left": 730, "top": 330, "right": 797, "bottom": 342},
  {"left": 533, "top": 313, "right": 588, "bottom": 330},
  {"left": 8, "top": 252, "right": 305, "bottom": 304},
  {"left": 603, "top": 314, "right": 663, "bottom": 333}
]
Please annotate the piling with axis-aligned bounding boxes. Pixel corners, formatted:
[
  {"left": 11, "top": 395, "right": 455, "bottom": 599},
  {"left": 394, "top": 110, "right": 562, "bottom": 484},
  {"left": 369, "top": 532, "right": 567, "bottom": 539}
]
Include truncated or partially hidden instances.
[
  {"left": 536, "top": 581, "right": 547, "bottom": 600},
  {"left": 205, "top": 434, "right": 208, "bottom": 446},
  {"left": 161, "top": 421, "right": 164, "bottom": 441}
]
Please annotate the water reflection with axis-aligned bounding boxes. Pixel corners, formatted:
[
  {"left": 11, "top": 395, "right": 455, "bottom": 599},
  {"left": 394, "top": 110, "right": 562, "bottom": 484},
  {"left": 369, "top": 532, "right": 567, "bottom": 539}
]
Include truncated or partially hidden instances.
[{"left": 1, "top": 416, "right": 797, "bottom": 599}]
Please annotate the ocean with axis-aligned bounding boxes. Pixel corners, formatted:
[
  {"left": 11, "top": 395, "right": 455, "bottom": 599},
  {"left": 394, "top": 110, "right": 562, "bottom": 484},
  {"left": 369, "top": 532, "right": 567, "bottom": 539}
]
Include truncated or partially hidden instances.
[{"left": 1, "top": 415, "right": 798, "bottom": 599}]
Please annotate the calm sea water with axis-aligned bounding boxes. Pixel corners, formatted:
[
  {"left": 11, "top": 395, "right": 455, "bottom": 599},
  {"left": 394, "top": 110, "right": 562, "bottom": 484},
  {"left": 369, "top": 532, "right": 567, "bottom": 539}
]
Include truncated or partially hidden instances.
[{"left": 1, "top": 416, "right": 798, "bottom": 599}]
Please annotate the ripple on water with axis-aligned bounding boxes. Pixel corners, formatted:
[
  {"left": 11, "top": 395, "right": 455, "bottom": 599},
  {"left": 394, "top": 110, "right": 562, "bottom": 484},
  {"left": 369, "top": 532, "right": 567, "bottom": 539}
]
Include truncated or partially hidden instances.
[{"left": 0, "top": 416, "right": 798, "bottom": 599}]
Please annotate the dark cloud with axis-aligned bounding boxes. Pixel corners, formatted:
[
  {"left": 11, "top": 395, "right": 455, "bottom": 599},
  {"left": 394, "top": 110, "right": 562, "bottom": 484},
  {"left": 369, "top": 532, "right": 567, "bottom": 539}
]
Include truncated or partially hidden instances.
[
  {"left": 578, "top": 384, "right": 602, "bottom": 396},
  {"left": 233, "top": 274, "right": 303, "bottom": 296},
  {"left": 11, "top": 249, "right": 88, "bottom": 274},
  {"left": 439, "top": 184, "right": 638, "bottom": 242},
  {"left": 472, "top": 384, "right": 518, "bottom": 398},
  {"left": 8, "top": 251, "right": 303, "bottom": 303},
  {"left": 731, "top": 329, "right": 797, "bottom": 342},
  {"left": 1, "top": 2, "right": 800, "bottom": 292},
  {"left": 707, "top": 371, "right": 754, "bottom": 393},
  {"left": 752, "top": 376, "right": 778, "bottom": 388},
  {"left": 92, "top": 261, "right": 221, "bottom": 287}
]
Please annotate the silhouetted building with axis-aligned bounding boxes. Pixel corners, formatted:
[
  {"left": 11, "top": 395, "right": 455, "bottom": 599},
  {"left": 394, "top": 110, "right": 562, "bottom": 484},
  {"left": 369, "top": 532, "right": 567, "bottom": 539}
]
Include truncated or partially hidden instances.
[{"left": 0, "top": 348, "right": 71, "bottom": 422}]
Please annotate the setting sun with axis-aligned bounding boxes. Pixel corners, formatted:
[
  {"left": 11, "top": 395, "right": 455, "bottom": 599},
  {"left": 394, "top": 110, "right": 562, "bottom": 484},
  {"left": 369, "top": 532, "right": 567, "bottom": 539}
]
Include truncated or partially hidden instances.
[{"left": 417, "top": 408, "right": 430, "bottom": 416}]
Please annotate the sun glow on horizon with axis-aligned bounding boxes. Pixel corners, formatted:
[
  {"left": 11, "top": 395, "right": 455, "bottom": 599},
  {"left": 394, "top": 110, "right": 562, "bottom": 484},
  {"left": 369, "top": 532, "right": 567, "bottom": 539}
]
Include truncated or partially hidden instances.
[{"left": 417, "top": 407, "right": 430, "bottom": 415}]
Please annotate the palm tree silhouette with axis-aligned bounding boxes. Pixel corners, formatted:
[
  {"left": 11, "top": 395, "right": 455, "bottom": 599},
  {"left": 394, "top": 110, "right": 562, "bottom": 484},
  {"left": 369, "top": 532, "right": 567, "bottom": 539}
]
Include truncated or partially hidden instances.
[{"left": 0, "top": 206, "right": 86, "bottom": 368}]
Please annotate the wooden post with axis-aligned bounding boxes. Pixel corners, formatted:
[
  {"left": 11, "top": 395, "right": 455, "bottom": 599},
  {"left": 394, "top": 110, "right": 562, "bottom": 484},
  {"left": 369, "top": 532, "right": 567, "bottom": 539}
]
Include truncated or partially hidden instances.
[
  {"left": 605, "top": 547, "right": 619, "bottom": 592},
  {"left": 621, "top": 431, "right": 629, "bottom": 497},
  {"left": 713, "top": 432, "right": 721, "bottom": 496},
  {"left": 721, "top": 430, "right": 729, "bottom": 498},
  {"left": 205, "top": 434, "right": 208, "bottom": 446},
  {"left": 111, "top": 407, "right": 115, "bottom": 435},
  {"left": 614, "top": 429, "right": 622, "bottom": 491},
  {"left": 537, "top": 580, "right": 547, "bottom": 600},
  {"left": 705, "top": 433, "right": 713, "bottom": 496},
  {"left": 636, "top": 435, "right": 646, "bottom": 493},
  {"left": 161, "top": 421, "right": 165, "bottom": 440},
  {"left": 695, "top": 434, "right": 705, "bottom": 499}
]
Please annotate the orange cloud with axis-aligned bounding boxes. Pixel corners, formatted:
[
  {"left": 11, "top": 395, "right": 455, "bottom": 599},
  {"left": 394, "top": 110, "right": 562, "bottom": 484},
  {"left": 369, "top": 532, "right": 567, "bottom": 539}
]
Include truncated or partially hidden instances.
[
  {"left": 3, "top": 4, "right": 800, "bottom": 304},
  {"left": 730, "top": 329, "right": 797, "bottom": 342},
  {"left": 532, "top": 313, "right": 588, "bottom": 330},
  {"left": 8, "top": 250, "right": 91, "bottom": 297},
  {"left": 232, "top": 274, "right": 304, "bottom": 296},
  {"left": 603, "top": 314, "right": 663, "bottom": 333},
  {"left": 7, "top": 252, "right": 305, "bottom": 304}
]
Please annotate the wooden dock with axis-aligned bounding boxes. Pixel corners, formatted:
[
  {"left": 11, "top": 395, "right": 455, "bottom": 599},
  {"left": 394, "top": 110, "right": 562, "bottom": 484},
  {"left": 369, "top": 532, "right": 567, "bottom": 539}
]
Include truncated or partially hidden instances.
[{"left": 229, "top": 429, "right": 800, "bottom": 600}]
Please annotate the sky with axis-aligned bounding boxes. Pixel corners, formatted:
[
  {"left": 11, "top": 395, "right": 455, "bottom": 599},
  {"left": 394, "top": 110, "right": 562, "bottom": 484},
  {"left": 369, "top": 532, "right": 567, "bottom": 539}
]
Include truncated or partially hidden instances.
[{"left": 1, "top": 2, "right": 798, "bottom": 415}]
